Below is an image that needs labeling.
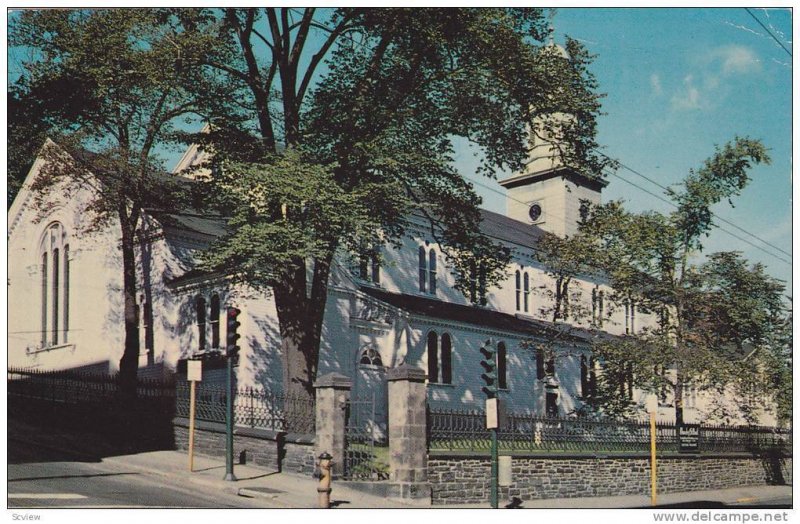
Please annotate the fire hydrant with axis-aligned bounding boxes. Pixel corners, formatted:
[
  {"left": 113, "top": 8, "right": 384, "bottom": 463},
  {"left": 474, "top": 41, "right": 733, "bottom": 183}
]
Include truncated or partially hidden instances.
[{"left": 317, "top": 452, "right": 333, "bottom": 508}]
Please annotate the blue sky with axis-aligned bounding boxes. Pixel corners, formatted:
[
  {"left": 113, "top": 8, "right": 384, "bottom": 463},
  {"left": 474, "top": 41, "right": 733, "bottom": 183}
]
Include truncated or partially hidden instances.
[
  {"left": 8, "top": 7, "right": 792, "bottom": 290},
  {"left": 458, "top": 7, "right": 792, "bottom": 290}
]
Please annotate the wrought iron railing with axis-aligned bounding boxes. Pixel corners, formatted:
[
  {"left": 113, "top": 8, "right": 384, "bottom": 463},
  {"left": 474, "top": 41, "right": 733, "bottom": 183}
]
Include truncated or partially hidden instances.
[
  {"left": 175, "top": 382, "right": 315, "bottom": 434},
  {"left": 7, "top": 367, "right": 175, "bottom": 405},
  {"left": 427, "top": 405, "right": 791, "bottom": 455}
]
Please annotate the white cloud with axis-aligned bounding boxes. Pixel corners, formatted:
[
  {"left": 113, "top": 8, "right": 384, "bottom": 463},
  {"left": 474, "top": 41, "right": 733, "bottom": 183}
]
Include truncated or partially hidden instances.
[
  {"left": 707, "top": 45, "right": 761, "bottom": 76},
  {"left": 669, "top": 46, "right": 760, "bottom": 112},
  {"left": 671, "top": 75, "right": 702, "bottom": 110},
  {"left": 650, "top": 73, "right": 663, "bottom": 96}
]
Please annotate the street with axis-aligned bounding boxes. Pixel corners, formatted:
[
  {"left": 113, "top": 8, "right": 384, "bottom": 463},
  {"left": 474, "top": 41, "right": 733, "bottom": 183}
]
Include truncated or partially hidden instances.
[{"left": 8, "top": 437, "right": 266, "bottom": 509}]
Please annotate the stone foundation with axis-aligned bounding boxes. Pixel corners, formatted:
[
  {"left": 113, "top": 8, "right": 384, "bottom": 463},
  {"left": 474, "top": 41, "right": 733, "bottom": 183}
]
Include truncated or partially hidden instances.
[
  {"left": 173, "top": 417, "right": 316, "bottom": 475},
  {"left": 428, "top": 453, "right": 792, "bottom": 505}
]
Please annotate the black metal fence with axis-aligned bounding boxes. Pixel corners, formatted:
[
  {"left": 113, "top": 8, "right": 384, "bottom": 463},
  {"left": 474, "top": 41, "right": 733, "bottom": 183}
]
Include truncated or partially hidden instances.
[
  {"left": 8, "top": 367, "right": 315, "bottom": 434},
  {"left": 175, "top": 382, "right": 315, "bottom": 434},
  {"left": 8, "top": 366, "right": 175, "bottom": 406},
  {"left": 427, "top": 406, "right": 791, "bottom": 455},
  {"left": 8, "top": 367, "right": 177, "bottom": 450}
]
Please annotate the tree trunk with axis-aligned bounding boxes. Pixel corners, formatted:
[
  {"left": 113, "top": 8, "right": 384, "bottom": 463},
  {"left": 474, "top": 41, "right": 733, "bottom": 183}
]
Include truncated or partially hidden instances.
[
  {"left": 118, "top": 215, "right": 141, "bottom": 399},
  {"left": 273, "top": 252, "right": 334, "bottom": 433}
]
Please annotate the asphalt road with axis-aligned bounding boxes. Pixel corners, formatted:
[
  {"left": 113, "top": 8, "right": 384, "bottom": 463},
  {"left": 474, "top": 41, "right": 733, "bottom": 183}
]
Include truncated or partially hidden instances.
[{"left": 8, "top": 438, "right": 264, "bottom": 509}]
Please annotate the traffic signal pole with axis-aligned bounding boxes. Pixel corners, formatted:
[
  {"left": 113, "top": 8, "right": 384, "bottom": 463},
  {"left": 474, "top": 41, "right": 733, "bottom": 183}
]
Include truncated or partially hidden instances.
[
  {"left": 224, "top": 354, "right": 237, "bottom": 481},
  {"left": 223, "top": 306, "right": 242, "bottom": 482},
  {"left": 480, "top": 339, "right": 500, "bottom": 509},
  {"left": 490, "top": 425, "right": 498, "bottom": 508}
]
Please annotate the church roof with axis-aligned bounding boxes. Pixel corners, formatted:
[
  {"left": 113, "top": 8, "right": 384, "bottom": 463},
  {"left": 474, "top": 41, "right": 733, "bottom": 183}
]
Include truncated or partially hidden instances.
[
  {"left": 359, "top": 285, "right": 599, "bottom": 345},
  {"left": 478, "top": 208, "right": 547, "bottom": 251}
]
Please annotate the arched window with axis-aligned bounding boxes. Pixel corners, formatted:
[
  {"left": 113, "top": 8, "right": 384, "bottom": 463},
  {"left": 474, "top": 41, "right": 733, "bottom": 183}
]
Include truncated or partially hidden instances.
[
  {"left": 63, "top": 244, "right": 69, "bottom": 343},
  {"left": 359, "top": 346, "right": 384, "bottom": 367},
  {"left": 497, "top": 342, "right": 507, "bottom": 390},
  {"left": 39, "top": 222, "right": 70, "bottom": 347},
  {"left": 469, "top": 260, "right": 478, "bottom": 303},
  {"left": 523, "top": 273, "right": 530, "bottom": 313},
  {"left": 40, "top": 252, "right": 47, "bottom": 347},
  {"left": 515, "top": 270, "right": 521, "bottom": 311},
  {"left": 210, "top": 294, "right": 220, "bottom": 349},
  {"left": 428, "top": 248, "right": 437, "bottom": 295},
  {"left": 440, "top": 333, "right": 452, "bottom": 385},
  {"left": 536, "top": 347, "right": 545, "bottom": 380},
  {"left": 196, "top": 296, "right": 207, "bottom": 351},
  {"left": 581, "top": 355, "right": 589, "bottom": 398},
  {"left": 592, "top": 288, "right": 604, "bottom": 327},
  {"left": 427, "top": 331, "right": 439, "bottom": 383},
  {"left": 418, "top": 246, "right": 427, "bottom": 293}
]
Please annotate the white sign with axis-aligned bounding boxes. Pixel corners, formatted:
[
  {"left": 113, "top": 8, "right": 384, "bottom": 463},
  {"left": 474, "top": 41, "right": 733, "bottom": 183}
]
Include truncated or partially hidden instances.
[
  {"left": 187, "top": 360, "right": 202, "bottom": 382},
  {"left": 486, "top": 398, "right": 499, "bottom": 429},
  {"left": 498, "top": 456, "right": 512, "bottom": 486}
]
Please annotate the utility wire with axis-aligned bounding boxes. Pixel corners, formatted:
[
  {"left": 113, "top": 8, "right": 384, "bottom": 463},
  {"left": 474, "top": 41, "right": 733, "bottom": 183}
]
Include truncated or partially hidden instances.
[
  {"left": 745, "top": 8, "right": 792, "bottom": 57},
  {"left": 596, "top": 151, "right": 792, "bottom": 260},
  {"left": 289, "top": 8, "right": 792, "bottom": 267},
  {"left": 466, "top": 168, "right": 790, "bottom": 268}
]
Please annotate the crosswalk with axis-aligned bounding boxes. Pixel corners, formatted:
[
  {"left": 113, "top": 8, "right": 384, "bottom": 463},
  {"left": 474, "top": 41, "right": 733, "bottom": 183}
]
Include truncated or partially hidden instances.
[{"left": 9, "top": 493, "right": 87, "bottom": 500}]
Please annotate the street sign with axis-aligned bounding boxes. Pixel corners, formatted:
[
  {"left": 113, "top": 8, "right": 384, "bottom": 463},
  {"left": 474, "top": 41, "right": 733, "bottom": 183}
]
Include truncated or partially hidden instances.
[
  {"left": 678, "top": 423, "right": 700, "bottom": 453},
  {"left": 187, "top": 359, "right": 202, "bottom": 382},
  {"left": 486, "top": 398, "right": 499, "bottom": 429},
  {"left": 485, "top": 397, "right": 506, "bottom": 429}
]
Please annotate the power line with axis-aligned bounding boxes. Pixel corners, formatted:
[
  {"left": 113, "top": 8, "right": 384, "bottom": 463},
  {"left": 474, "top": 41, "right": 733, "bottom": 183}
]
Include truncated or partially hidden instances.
[
  {"left": 744, "top": 8, "right": 792, "bottom": 57},
  {"left": 604, "top": 169, "right": 792, "bottom": 267},
  {"left": 596, "top": 151, "right": 792, "bottom": 260},
  {"left": 289, "top": 8, "right": 792, "bottom": 267},
  {"left": 467, "top": 167, "right": 791, "bottom": 268}
]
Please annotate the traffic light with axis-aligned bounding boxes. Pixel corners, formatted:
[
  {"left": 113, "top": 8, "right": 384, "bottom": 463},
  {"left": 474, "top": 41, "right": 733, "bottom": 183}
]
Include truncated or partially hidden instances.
[
  {"left": 479, "top": 341, "right": 497, "bottom": 399},
  {"left": 226, "top": 307, "right": 242, "bottom": 357}
]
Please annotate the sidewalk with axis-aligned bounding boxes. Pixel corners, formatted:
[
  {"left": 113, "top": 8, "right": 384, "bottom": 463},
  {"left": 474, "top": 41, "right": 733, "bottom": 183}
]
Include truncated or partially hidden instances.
[
  {"left": 102, "top": 449, "right": 791, "bottom": 509},
  {"left": 444, "top": 484, "right": 792, "bottom": 509},
  {"left": 8, "top": 419, "right": 791, "bottom": 509},
  {"left": 100, "top": 450, "right": 430, "bottom": 509}
]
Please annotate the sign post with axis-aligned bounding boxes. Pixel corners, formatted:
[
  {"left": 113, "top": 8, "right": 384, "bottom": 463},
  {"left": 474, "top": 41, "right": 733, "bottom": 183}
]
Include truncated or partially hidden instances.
[
  {"left": 646, "top": 395, "right": 658, "bottom": 507},
  {"left": 187, "top": 359, "right": 202, "bottom": 472}
]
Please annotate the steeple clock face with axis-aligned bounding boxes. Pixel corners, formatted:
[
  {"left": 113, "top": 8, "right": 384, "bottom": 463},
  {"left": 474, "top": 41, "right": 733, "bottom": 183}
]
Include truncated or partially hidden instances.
[{"left": 528, "top": 203, "right": 542, "bottom": 222}]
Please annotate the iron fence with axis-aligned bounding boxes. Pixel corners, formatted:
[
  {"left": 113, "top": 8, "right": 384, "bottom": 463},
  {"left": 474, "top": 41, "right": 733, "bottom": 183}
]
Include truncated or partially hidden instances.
[
  {"left": 7, "top": 367, "right": 175, "bottom": 406},
  {"left": 175, "top": 382, "right": 315, "bottom": 434},
  {"left": 427, "top": 405, "right": 791, "bottom": 455}
]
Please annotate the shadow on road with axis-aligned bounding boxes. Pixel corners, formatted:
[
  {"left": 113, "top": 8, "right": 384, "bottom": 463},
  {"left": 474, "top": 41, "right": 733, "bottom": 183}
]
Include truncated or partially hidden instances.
[
  {"left": 638, "top": 501, "right": 792, "bottom": 509},
  {"left": 8, "top": 416, "right": 174, "bottom": 465},
  {"left": 9, "top": 471, "right": 141, "bottom": 482}
]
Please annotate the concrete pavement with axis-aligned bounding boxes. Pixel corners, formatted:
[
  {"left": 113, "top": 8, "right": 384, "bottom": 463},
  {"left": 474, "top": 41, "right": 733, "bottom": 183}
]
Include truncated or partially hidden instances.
[
  {"left": 98, "top": 449, "right": 429, "bottom": 508},
  {"left": 98, "top": 449, "right": 791, "bottom": 509},
  {"left": 9, "top": 419, "right": 792, "bottom": 509}
]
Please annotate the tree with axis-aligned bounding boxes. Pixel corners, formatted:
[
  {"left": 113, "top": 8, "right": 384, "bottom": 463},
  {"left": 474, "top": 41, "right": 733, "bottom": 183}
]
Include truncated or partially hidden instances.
[
  {"left": 8, "top": 87, "right": 49, "bottom": 207},
  {"left": 170, "top": 8, "right": 610, "bottom": 406},
  {"left": 10, "top": 9, "right": 217, "bottom": 395},
  {"left": 557, "top": 137, "right": 787, "bottom": 423}
]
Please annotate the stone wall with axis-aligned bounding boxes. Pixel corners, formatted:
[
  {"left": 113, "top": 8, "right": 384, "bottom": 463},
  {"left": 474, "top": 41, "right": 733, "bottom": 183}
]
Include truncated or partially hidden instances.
[
  {"left": 173, "top": 417, "right": 316, "bottom": 475},
  {"left": 428, "top": 453, "right": 792, "bottom": 505}
]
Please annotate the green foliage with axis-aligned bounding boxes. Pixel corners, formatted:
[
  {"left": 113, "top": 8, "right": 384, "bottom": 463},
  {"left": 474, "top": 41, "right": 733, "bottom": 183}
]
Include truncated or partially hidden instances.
[
  {"left": 534, "top": 137, "right": 788, "bottom": 423},
  {"left": 9, "top": 9, "right": 218, "bottom": 392},
  {"left": 165, "top": 8, "right": 612, "bottom": 397},
  {"left": 8, "top": 88, "right": 50, "bottom": 207}
]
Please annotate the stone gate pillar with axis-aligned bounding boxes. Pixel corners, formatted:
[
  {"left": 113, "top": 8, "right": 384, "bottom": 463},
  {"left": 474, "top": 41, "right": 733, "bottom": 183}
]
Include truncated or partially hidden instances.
[
  {"left": 387, "top": 364, "right": 430, "bottom": 498},
  {"left": 313, "top": 372, "right": 352, "bottom": 479}
]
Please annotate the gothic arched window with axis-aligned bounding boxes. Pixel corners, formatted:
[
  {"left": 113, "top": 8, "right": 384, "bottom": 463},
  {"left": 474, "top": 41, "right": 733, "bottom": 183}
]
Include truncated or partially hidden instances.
[
  {"left": 210, "top": 293, "right": 221, "bottom": 349},
  {"left": 39, "top": 222, "right": 70, "bottom": 347},
  {"left": 195, "top": 295, "right": 207, "bottom": 351},
  {"left": 359, "top": 346, "right": 384, "bottom": 367},
  {"left": 440, "top": 333, "right": 453, "bottom": 385}
]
